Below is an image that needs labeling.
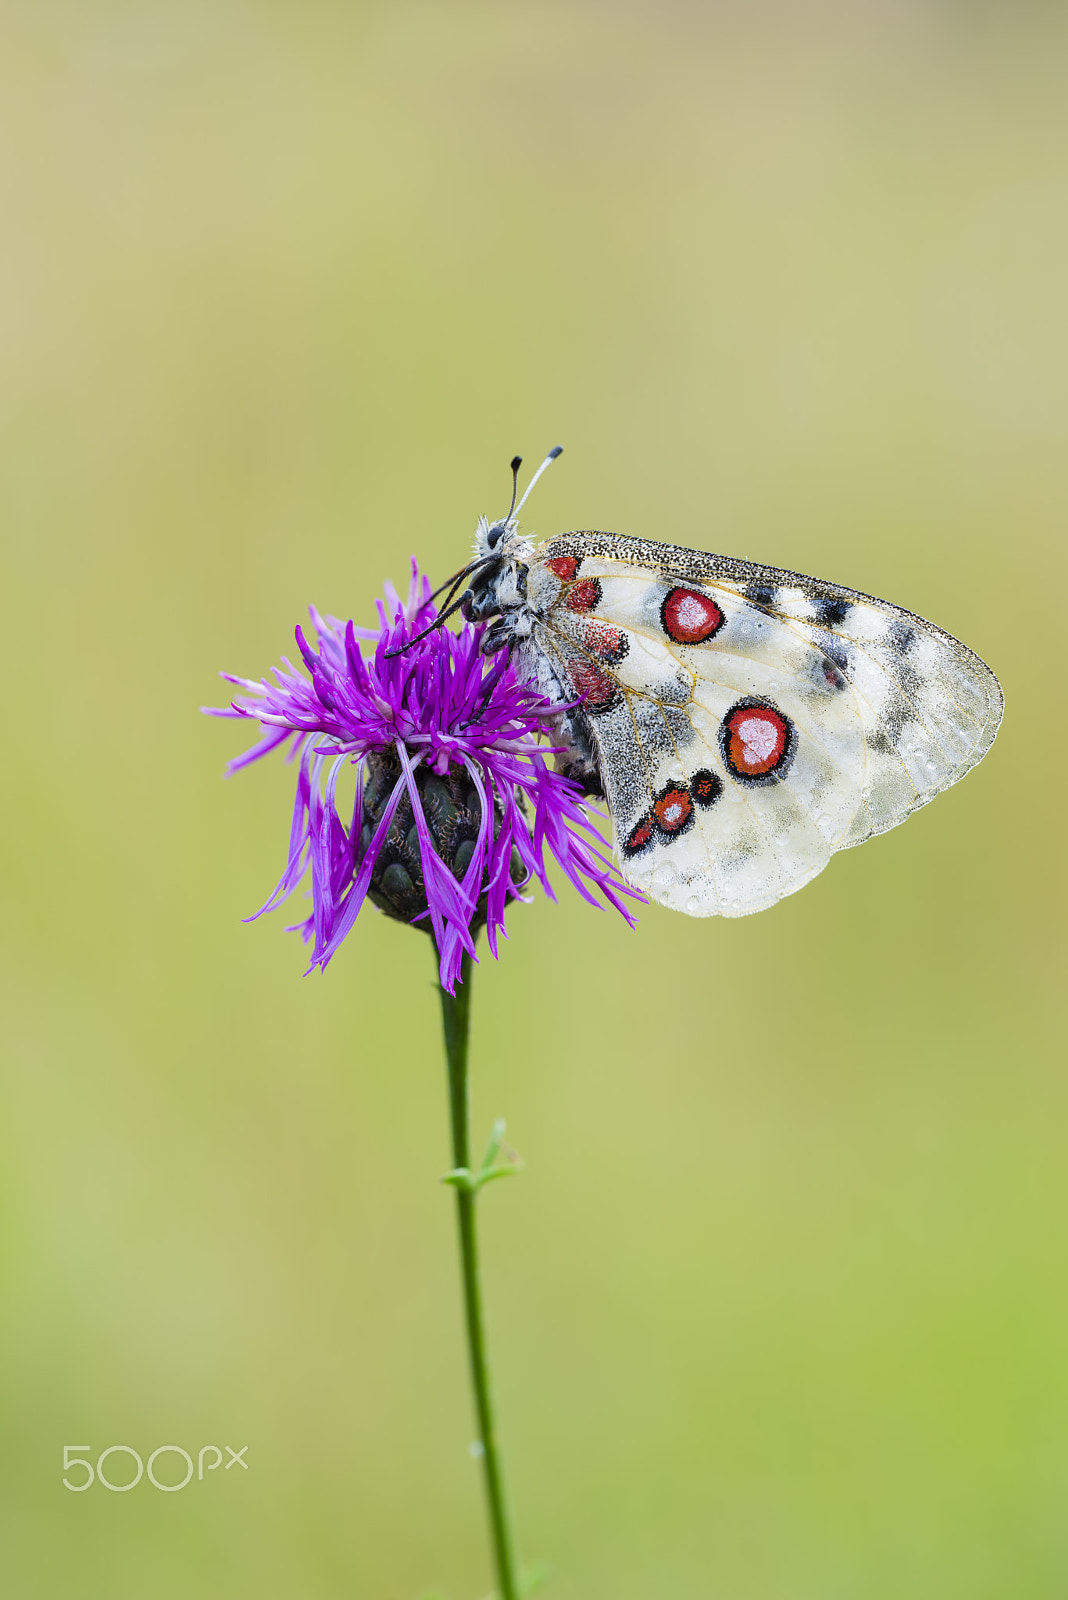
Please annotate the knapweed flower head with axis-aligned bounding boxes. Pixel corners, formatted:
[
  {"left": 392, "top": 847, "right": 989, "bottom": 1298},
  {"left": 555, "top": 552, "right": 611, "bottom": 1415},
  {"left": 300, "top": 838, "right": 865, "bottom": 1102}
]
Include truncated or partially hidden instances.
[{"left": 205, "top": 560, "right": 638, "bottom": 993}]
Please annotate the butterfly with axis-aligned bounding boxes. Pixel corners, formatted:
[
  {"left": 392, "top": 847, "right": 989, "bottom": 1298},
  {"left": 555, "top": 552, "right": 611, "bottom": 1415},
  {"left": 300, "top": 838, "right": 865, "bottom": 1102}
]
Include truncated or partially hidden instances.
[{"left": 427, "top": 448, "right": 1003, "bottom": 917}]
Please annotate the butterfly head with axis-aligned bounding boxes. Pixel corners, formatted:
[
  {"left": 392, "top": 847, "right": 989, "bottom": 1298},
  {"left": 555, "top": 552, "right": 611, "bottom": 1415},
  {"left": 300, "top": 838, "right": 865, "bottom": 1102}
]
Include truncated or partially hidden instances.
[
  {"left": 474, "top": 512, "right": 528, "bottom": 564},
  {"left": 465, "top": 514, "right": 532, "bottom": 625},
  {"left": 383, "top": 448, "right": 562, "bottom": 660},
  {"left": 462, "top": 447, "right": 564, "bottom": 639}
]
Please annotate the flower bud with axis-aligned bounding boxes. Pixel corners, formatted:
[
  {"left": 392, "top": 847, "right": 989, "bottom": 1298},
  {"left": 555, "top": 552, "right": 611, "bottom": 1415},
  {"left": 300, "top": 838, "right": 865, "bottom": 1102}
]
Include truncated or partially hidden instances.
[{"left": 360, "top": 750, "right": 529, "bottom": 934}]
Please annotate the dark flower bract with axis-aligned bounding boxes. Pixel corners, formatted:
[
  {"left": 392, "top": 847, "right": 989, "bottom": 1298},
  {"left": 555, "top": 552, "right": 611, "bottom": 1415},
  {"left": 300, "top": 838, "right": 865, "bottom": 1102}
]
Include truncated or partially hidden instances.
[{"left": 205, "top": 559, "right": 639, "bottom": 992}]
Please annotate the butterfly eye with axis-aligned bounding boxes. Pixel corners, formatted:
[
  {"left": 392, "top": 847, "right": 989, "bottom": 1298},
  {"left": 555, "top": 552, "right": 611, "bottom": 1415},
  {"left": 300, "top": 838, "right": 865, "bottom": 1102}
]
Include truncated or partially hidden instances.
[{"left": 486, "top": 521, "right": 507, "bottom": 549}]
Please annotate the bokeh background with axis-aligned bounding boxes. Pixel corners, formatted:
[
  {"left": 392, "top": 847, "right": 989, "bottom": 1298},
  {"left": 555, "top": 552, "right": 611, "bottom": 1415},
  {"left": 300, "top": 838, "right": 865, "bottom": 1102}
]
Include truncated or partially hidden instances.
[{"left": 2, "top": 3, "right": 1066, "bottom": 1596}]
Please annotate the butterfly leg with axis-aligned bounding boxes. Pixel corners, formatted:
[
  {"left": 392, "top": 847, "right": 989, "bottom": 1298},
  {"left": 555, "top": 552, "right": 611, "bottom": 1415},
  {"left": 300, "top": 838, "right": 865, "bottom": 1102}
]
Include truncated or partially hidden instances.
[{"left": 480, "top": 620, "right": 515, "bottom": 657}]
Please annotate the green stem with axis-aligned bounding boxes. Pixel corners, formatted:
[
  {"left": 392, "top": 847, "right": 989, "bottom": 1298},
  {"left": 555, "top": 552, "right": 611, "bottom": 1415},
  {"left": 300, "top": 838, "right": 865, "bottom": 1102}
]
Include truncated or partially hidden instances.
[{"left": 437, "top": 951, "right": 520, "bottom": 1600}]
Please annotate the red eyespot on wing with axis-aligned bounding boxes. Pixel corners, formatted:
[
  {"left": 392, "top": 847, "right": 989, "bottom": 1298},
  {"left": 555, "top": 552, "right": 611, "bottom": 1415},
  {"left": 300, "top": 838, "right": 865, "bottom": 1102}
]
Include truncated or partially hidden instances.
[
  {"left": 721, "top": 701, "right": 795, "bottom": 783},
  {"left": 547, "top": 556, "right": 580, "bottom": 580},
  {"left": 653, "top": 783, "right": 693, "bottom": 836},
  {"left": 566, "top": 578, "right": 602, "bottom": 613},
  {"left": 623, "top": 814, "right": 655, "bottom": 856},
  {"left": 568, "top": 656, "right": 619, "bottom": 714},
  {"left": 582, "top": 621, "right": 629, "bottom": 664},
  {"left": 661, "top": 587, "right": 724, "bottom": 644}
]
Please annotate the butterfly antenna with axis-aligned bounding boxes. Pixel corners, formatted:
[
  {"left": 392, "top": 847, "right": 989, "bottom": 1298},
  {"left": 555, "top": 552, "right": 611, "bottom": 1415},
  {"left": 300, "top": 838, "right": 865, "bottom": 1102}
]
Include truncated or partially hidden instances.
[
  {"left": 512, "top": 445, "right": 563, "bottom": 520},
  {"left": 506, "top": 455, "right": 522, "bottom": 519},
  {"left": 428, "top": 562, "right": 473, "bottom": 603},
  {"left": 383, "top": 591, "right": 470, "bottom": 657},
  {"left": 387, "top": 447, "right": 561, "bottom": 659}
]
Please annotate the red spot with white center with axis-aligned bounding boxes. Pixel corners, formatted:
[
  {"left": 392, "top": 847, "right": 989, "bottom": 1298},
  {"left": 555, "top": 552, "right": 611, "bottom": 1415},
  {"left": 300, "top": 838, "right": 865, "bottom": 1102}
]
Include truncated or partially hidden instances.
[
  {"left": 566, "top": 578, "right": 602, "bottom": 613},
  {"left": 723, "top": 703, "right": 792, "bottom": 780},
  {"left": 653, "top": 784, "right": 693, "bottom": 835},
  {"left": 568, "top": 656, "right": 618, "bottom": 714},
  {"left": 661, "top": 587, "right": 724, "bottom": 644},
  {"left": 547, "top": 556, "right": 580, "bottom": 580}
]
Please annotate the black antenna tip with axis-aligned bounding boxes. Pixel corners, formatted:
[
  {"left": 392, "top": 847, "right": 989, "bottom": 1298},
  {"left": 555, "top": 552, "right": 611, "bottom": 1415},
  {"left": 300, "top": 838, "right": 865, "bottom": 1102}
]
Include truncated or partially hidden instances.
[
  {"left": 510, "top": 455, "right": 522, "bottom": 473},
  {"left": 548, "top": 445, "right": 563, "bottom": 459}
]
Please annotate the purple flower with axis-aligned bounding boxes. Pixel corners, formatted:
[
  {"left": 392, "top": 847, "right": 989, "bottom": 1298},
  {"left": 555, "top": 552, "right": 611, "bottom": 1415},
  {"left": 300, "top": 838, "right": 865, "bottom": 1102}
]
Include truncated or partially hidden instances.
[{"left": 204, "top": 559, "right": 640, "bottom": 993}]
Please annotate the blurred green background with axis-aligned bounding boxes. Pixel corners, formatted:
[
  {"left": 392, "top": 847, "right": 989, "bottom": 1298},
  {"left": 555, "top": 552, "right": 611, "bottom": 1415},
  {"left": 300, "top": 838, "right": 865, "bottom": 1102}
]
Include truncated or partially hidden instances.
[{"left": 1, "top": 3, "right": 1065, "bottom": 1596}]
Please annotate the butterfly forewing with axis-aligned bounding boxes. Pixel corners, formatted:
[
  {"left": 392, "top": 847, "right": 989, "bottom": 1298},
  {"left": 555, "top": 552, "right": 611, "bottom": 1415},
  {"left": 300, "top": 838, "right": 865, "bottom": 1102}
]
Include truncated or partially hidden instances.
[{"left": 525, "top": 532, "right": 1003, "bottom": 916}]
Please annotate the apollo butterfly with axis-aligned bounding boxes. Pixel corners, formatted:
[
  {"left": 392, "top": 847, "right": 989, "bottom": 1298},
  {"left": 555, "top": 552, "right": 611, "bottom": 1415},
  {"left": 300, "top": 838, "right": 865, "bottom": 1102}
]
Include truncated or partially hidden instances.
[{"left": 427, "top": 450, "right": 1003, "bottom": 917}]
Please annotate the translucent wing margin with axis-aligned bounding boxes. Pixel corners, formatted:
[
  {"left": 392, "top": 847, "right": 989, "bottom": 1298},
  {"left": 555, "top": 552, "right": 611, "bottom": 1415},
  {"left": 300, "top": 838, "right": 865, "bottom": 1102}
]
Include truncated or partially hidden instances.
[{"left": 524, "top": 531, "right": 1003, "bottom": 916}]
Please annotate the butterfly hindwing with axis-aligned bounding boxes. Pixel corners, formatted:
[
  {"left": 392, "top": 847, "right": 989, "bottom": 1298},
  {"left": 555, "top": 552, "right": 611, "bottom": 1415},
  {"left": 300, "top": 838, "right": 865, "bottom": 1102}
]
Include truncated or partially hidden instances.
[{"left": 525, "top": 532, "right": 1003, "bottom": 916}]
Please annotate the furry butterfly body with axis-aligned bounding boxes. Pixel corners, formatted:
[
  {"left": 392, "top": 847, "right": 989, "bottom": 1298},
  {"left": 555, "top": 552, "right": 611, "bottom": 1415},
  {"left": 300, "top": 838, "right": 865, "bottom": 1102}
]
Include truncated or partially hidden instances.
[{"left": 456, "top": 463, "right": 1003, "bottom": 917}]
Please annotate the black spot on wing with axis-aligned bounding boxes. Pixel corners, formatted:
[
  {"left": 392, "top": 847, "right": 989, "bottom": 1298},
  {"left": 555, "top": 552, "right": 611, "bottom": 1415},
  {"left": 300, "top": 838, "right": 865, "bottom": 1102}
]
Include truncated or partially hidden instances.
[
  {"left": 887, "top": 619, "right": 918, "bottom": 654},
  {"left": 866, "top": 725, "right": 896, "bottom": 757},
  {"left": 809, "top": 632, "right": 852, "bottom": 693},
  {"left": 881, "top": 620, "right": 926, "bottom": 707},
  {"left": 819, "top": 635, "right": 851, "bottom": 674},
  {"left": 812, "top": 595, "right": 852, "bottom": 628},
  {"left": 811, "top": 660, "right": 847, "bottom": 693},
  {"left": 691, "top": 769, "right": 723, "bottom": 808},
  {"left": 879, "top": 689, "right": 912, "bottom": 744},
  {"left": 744, "top": 582, "right": 779, "bottom": 610},
  {"left": 895, "top": 658, "right": 926, "bottom": 707}
]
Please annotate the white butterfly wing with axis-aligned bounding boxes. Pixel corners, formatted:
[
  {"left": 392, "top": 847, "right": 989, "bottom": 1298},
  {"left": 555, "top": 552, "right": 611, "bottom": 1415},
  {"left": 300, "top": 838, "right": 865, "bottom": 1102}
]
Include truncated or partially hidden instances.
[{"left": 525, "top": 533, "right": 1003, "bottom": 916}]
